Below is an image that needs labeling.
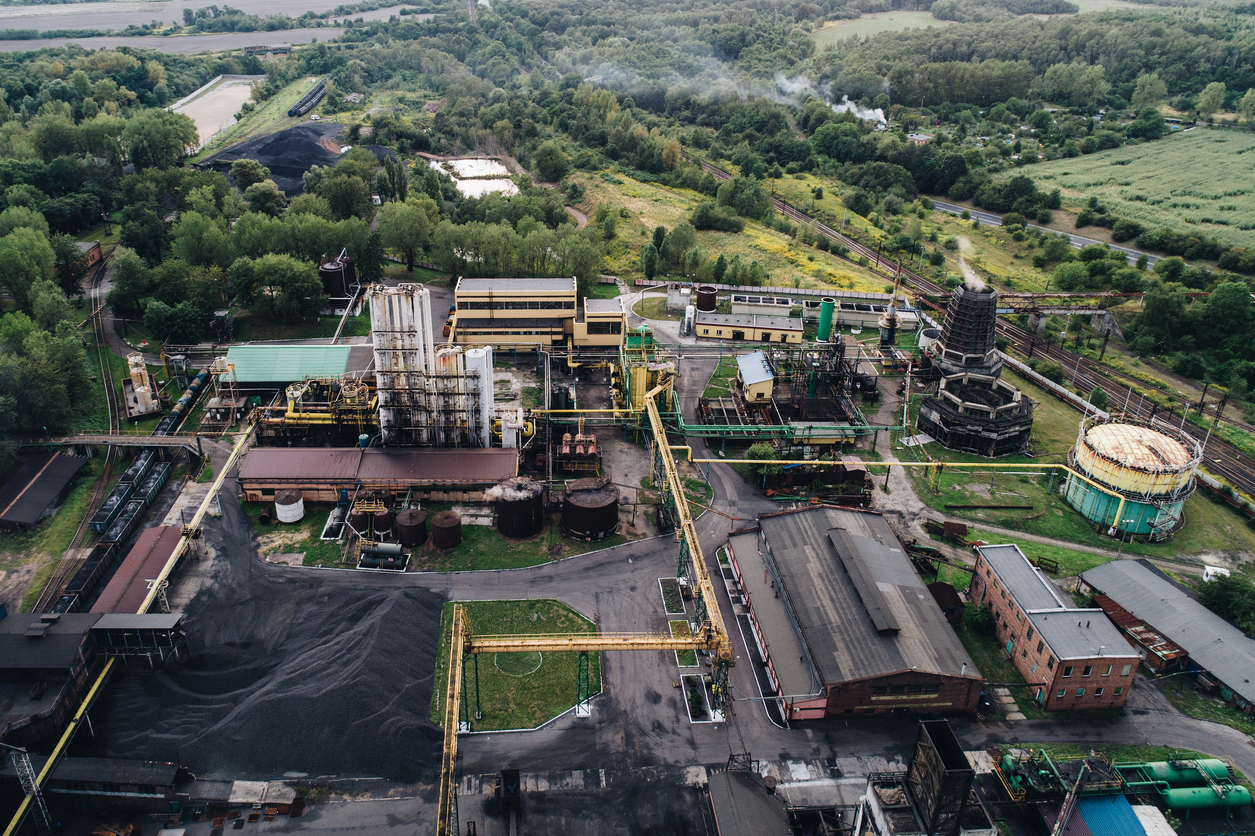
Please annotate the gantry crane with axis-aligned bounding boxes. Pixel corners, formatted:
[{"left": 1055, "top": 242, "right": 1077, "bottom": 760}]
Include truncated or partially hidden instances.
[{"left": 436, "top": 376, "right": 734, "bottom": 836}]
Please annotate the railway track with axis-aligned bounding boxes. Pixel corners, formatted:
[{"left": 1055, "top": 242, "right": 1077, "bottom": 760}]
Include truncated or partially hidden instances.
[
  {"left": 690, "top": 155, "right": 1255, "bottom": 499},
  {"left": 32, "top": 253, "right": 120, "bottom": 613}
]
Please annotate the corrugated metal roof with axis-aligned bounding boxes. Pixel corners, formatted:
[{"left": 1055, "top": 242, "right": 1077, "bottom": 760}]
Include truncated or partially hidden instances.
[
  {"left": 223, "top": 345, "right": 352, "bottom": 383},
  {"left": 736, "top": 352, "right": 774, "bottom": 387},
  {"left": 91, "top": 526, "right": 184, "bottom": 614},
  {"left": 0, "top": 755, "right": 179, "bottom": 786},
  {"left": 0, "top": 614, "right": 100, "bottom": 669},
  {"left": 1029, "top": 609, "right": 1137, "bottom": 662},
  {"left": 239, "top": 447, "right": 519, "bottom": 485},
  {"left": 1078, "top": 795, "right": 1145, "bottom": 836},
  {"left": 93, "top": 613, "right": 184, "bottom": 630},
  {"left": 696, "top": 311, "right": 803, "bottom": 331},
  {"left": 1083, "top": 560, "right": 1255, "bottom": 704},
  {"left": 707, "top": 770, "right": 791, "bottom": 836},
  {"left": 0, "top": 452, "right": 87, "bottom": 528},
  {"left": 977, "top": 544, "right": 1070, "bottom": 611},
  {"left": 758, "top": 507, "right": 979, "bottom": 685},
  {"left": 456, "top": 277, "right": 575, "bottom": 293},
  {"left": 1131, "top": 805, "right": 1176, "bottom": 836}
]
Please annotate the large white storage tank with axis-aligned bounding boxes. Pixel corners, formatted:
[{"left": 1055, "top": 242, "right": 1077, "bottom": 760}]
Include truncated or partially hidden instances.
[{"left": 275, "top": 489, "right": 306, "bottom": 523}]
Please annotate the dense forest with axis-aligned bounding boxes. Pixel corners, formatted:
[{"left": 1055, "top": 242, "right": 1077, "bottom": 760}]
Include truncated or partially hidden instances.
[{"left": 6, "top": 0, "right": 1255, "bottom": 438}]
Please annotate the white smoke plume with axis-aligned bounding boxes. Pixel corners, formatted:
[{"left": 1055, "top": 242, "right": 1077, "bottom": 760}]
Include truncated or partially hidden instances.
[
  {"left": 485, "top": 478, "right": 541, "bottom": 502},
  {"left": 831, "top": 95, "right": 886, "bottom": 125},
  {"left": 958, "top": 256, "right": 987, "bottom": 290}
]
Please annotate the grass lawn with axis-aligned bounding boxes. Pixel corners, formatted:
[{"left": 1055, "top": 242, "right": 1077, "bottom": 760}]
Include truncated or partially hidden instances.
[
  {"left": 521, "top": 386, "right": 542, "bottom": 409},
  {"left": 430, "top": 599, "right": 601, "bottom": 731},
  {"left": 701, "top": 357, "right": 740, "bottom": 399},
  {"left": 415, "top": 518, "right": 627, "bottom": 572},
  {"left": 231, "top": 307, "right": 370, "bottom": 342},
  {"left": 243, "top": 501, "right": 344, "bottom": 567},
  {"left": 670, "top": 620, "right": 698, "bottom": 666},
  {"left": 585, "top": 283, "right": 622, "bottom": 300},
  {"left": 812, "top": 10, "right": 956, "bottom": 45},
  {"left": 632, "top": 295, "right": 681, "bottom": 322},
  {"left": 1157, "top": 674, "right": 1255, "bottom": 738},
  {"left": 951, "top": 605, "right": 1048, "bottom": 719}
]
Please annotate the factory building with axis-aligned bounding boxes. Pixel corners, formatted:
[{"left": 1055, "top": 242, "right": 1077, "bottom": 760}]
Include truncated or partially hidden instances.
[
  {"left": 1082, "top": 560, "right": 1255, "bottom": 715},
  {"left": 222, "top": 345, "right": 375, "bottom": 389},
  {"left": 238, "top": 447, "right": 519, "bottom": 503},
  {"left": 0, "top": 451, "right": 87, "bottom": 531},
  {"left": 450, "top": 277, "right": 625, "bottom": 348},
  {"left": 1065, "top": 417, "right": 1200, "bottom": 539},
  {"left": 726, "top": 506, "right": 983, "bottom": 721},
  {"left": 736, "top": 351, "right": 774, "bottom": 401},
  {"left": 918, "top": 282, "right": 1033, "bottom": 457},
  {"left": 695, "top": 311, "right": 803, "bottom": 344},
  {"left": 971, "top": 544, "right": 1137, "bottom": 711}
]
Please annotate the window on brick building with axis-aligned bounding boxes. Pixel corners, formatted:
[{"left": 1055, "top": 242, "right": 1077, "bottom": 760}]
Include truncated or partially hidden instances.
[
  {"left": 1056, "top": 689, "right": 1065, "bottom": 699},
  {"left": 1063, "top": 666, "right": 1073, "bottom": 678},
  {"left": 1001, "top": 590, "right": 1006, "bottom": 600},
  {"left": 1031, "top": 663, "right": 1038, "bottom": 674},
  {"left": 1103, "top": 665, "right": 1112, "bottom": 677},
  {"left": 1027, "top": 628, "right": 1035, "bottom": 641},
  {"left": 1047, "top": 656, "right": 1055, "bottom": 669},
  {"left": 872, "top": 686, "right": 887, "bottom": 695},
  {"left": 889, "top": 686, "right": 904, "bottom": 695},
  {"left": 1095, "top": 688, "right": 1104, "bottom": 696},
  {"left": 1121, "top": 665, "right": 1132, "bottom": 676},
  {"left": 923, "top": 684, "right": 939, "bottom": 694},
  {"left": 1015, "top": 610, "right": 1022, "bottom": 622},
  {"left": 1076, "top": 688, "right": 1085, "bottom": 696},
  {"left": 1115, "top": 687, "right": 1123, "bottom": 696},
  {"left": 1021, "top": 649, "right": 1027, "bottom": 659},
  {"left": 1082, "top": 665, "right": 1092, "bottom": 677},
  {"left": 908, "top": 685, "right": 922, "bottom": 695},
  {"left": 1036, "top": 641, "right": 1044, "bottom": 654}
]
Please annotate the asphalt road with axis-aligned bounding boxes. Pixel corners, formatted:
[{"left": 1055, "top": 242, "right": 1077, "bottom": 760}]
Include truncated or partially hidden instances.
[{"left": 932, "top": 199, "right": 1160, "bottom": 267}]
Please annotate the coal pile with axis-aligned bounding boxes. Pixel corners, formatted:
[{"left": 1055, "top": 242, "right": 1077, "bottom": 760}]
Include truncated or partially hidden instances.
[
  {"left": 210, "top": 123, "right": 346, "bottom": 195},
  {"left": 90, "top": 493, "right": 445, "bottom": 780}
]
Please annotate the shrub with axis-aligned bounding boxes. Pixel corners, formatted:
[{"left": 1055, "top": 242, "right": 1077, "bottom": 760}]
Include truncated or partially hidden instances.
[
  {"left": 689, "top": 202, "right": 744, "bottom": 233},
  {"left": 1035, "top": 361, "right": 1066, "bottom": 384}
]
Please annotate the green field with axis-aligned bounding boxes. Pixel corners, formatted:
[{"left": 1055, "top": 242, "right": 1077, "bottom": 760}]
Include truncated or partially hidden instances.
[
  {"left": 1023, "top": 129, "right": 1255, "bottom": 249},
  {"left": 430, "top": 600, "right": 602, "bottom": 731},
  {"left": 813, "top": 11, "right": 955, "bottom": 46}
]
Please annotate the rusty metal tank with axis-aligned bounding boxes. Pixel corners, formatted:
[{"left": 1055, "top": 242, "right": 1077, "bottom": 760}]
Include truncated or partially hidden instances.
[
  {"left": 348, "top": 508, "right": 369, "bottom": 534},
  {"left": 494, "top": 477, "right": 545, "bottom": 539},
  {"left": 563, "top": 478, "right": 619, "bottom": 540},
  {"left": 432, "top": 511, "right": 462, "bottom": 548},
  {"left": 396, "top": 509, "right": 428, "bottom": 547},
  {"left": 373, "top": 508, "right": 394, "bottom": 539},
  {"left": 319, "top": 255, "right": 357, "bottom": 298},
  {"left": 695, "top": 285, "right": 717, "bottom": 312}
]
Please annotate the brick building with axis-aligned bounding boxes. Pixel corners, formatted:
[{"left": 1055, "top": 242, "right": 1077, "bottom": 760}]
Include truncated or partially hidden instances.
[
  {"left": 727, "top": 506, "right": 984, "bottom": 720},
  {"left": 971, "top": 544, "right": 1137, "bottom": 711}
]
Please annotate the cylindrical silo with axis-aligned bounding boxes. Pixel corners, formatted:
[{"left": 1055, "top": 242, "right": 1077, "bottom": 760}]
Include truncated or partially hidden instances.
[
  {"left": 348, "top": 508, "right": 369, "bottom": 534},
  {"left": 373, "top": 508, "right": 394, "bottom": 539},
  {"left": 396, "top": 509, "right": 428, "bottom": 547},
  {"left": 695, "top": 285, "right": 717, "bottom": 312},
  {"left": 319, "top": 258, "right": 349, "bottom": 298},
  {"left": 275, "top": 489, "right": 305, "bottom": 524},
  {"left": 495, "top": 477, "right": 545, "bottom": 539},
  {"left": 432, "top": 511, "right": 462, "bottom": 548},
  {"left": 563, "top": 478, "right": 620, "bottom": 540},
  {"left": 918, "top": 327, "right": 941, "bottom": 352},
  {"left": 818, "top": 298, "right": 835, "bottom": 341}
]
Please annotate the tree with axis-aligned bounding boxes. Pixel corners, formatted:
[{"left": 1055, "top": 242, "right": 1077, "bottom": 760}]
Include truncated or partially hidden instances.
[
  {"left": 0, "top": 228, "right": 55, "bottom": 312},
  {"left": 745, "top": 442, "right": 782, "bottom": 486},
  {"left": 105, "top": 248, "right": 152, "bottom": 314},
  {"left": 230, "top": 159, "right": 270, "bottom": 190},
  {"left": 1126, "top": 107, "right": 1166, "bottom": 140},
  {"left": 662, "top": 223, "right": 697, "bottom": 271},
  {"left": 379, "top": 157, "right": 408, "bottom": 203},
  {"left": 1131, "top": 72, "right": 1168, "bottom": 111},
  {"left": 713, "top": 253, "right": 728, "bottom": 283},
  {"left": 376, "top": 201, "right": 432, "bottom": 270},
  {"left": 1087, "top": 385, "right": 1108, "bottom": 411},
  {"left": 357, "top": 230, "right": 385, "bottom": 284},
  {"left": 1199, "top": 573, "right": 1255, "bottom": 632},
  {"left": 1052, "top": 261, "right": 1091, "bottom": 291},
  {"left": 236, "top": 254, "right": 327, "bottom": 322},
  {"left": 120, "top": 208, "right": 168, "bottom": 265},
  {"left": 1198, "top": 82, "right": 1227, "bottom": 121},
  {"left": 532, "top": 141, "right": 571, "bottom": 182},
  {"left": 144, "top": 300, "right": 203, "bottom": 344},
  {"left": 1240, "top": 89, "right": 1255, "bottom": 128},
  {"left": 244, "top": 180, "right": 286, "bottom": 217},
  {"left": 49, "top": 233, "right": 88, "bottom": 297},
  {"left": 318, "top": 174, "right": 372, "bottom": 221},
  {"left": 640, "top": 243, "right": 659, "bottom": 280},
  {"left": 29, "top": 279, "right": 73, "bottom": 331},
  {"left": 652, "top": 225, "right": 666, "bottom": 253},
  {"left": 1203, "top": 281, "right": 1251, "bottom": 346},
  {"left": 171, "top": 211, "right": 229, "bottom": 268},
  {"left": 0, "top": 207, "right": 50, "bottom": 239},
  {"left": 122, "top": 109, "right": 198, "bottom": 171}
]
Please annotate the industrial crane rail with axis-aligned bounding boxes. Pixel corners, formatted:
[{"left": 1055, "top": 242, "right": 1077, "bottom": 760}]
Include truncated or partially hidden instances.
[
  {"left": 3, "top": 417, "right": 259, "bottom": 836},
  {"left": 436, "top": 375, "right": 733, "bottom": 836}
]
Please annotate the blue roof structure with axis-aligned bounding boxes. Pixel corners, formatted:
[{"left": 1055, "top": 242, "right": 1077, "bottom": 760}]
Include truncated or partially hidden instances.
[{"left": 1078, "top": 795, "right": 1145, "bottom": 836}]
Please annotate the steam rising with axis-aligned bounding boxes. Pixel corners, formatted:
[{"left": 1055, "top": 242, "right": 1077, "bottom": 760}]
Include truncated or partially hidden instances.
[
  {"left": 485, "top": 477, "right": 542, "bottom": 502},
  {"left": 831, "top": 96, "right": 886, "bottom": 125},
  {"left": 958, "top": 256, "right": 987, "bottom": 291}
]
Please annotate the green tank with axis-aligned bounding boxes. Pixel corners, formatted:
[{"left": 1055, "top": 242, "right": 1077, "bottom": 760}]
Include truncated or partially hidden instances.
[
  {"left": 1161, "top": 785, "right": 1251, "bottom": 810},
  {"left": 818, "top": 298, "right": 835, "bottom": 341},
  {"left": 1142, "top": 759, "right": 1232, "bottom": 787}
]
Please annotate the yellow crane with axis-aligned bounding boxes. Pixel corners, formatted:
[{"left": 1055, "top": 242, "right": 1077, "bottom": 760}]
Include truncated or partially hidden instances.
[{"left": 435, "top": 375, "right": 734, "bottom": 836}]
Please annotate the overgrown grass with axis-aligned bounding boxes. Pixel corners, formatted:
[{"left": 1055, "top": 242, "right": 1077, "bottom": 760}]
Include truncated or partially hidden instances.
[
  {"left": 196, "top": 463, "right": 215, "bottom": 484},
  {"left": 812, "top": 9, "right": 956, "bottom": 45},
  {"left": 632, "top": 295, "right": 682, "bottom": 322},
  {"left": 701, "top": 357, "right": 740, "bottom": 399},
  {"left": 430, "top": 599, "right": 601, "bottom": 731},
  {"left": 231, "top": 307, "right": 370, "bottom": 342},
  {"left": 951, "top": 604, "right": 1048, "bottom": 719},
  {"left": 585, "top": 283, "right": 622, "bottom": 300},
  {"left": 521, "top": 386, "right": 543, "bottom": 409},
  {"left": 670, "top": 620, "right": 698, "bottom": 666},
  {"left": 242, "top": 501, "right": 344, "bottom": 567},
  {"left": 966, "top": 529, "right": 1112, "bottom": 578},
  {"left": 1158, "top": 674, "right": 1255, "bottom": 738}
]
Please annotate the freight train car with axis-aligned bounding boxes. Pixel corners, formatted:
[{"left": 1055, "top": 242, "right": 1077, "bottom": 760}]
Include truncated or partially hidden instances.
[{"left": 287, "top": 76, "right": 329, "bottom": 118}]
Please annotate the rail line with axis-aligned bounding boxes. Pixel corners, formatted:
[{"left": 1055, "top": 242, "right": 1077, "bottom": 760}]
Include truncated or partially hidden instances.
[
  {"left": 32, "top": 252, "right": 120, "bottom": 613},
  {"left": 689, "top": 156, "right": 1255, "bottom": 500}
]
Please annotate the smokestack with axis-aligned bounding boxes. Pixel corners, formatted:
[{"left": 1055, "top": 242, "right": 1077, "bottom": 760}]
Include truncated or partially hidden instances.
[{"left": 929, "top": 281, "right": 1002, "bottom": 378}]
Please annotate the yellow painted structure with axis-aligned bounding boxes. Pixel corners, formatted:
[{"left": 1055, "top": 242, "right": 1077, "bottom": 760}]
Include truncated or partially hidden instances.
[
  {"left": 451, "top": 277, "right": 624, "bottom": 349},
  {"left": 695, "top": 311, "right": 803, "bottom": 344},
  {"left": 1072, "top": 422, "right": 1197, "bottom": 495}
]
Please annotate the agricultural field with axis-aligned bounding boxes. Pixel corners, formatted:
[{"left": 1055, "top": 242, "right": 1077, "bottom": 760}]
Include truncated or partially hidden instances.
[
  {"left": 813, "top": 11, "right": 955, "bottom": 46},
  {"left": 1022, "top": 129, "right": 1255, "bottom": 249}
]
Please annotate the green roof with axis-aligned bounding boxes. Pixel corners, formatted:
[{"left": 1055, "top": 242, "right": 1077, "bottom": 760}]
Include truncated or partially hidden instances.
[{"left": 224, "top": 345, "right": 352, "bottom": 383}]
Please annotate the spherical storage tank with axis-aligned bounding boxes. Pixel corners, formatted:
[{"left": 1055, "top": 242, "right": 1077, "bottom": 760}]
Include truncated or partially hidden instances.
[
  {"left": 1065, "top": 418, "right": 1200, "bottom": 539},
  {"left": 695, "top": 285, "right": 717, "bottom": 313},
  {"left": 396, "top": 509, "right": 428, "bottom": 547},
  {"left": 275, "top": 489, "right": 305, "bottom": 524},
  {"left": 563, "top": 478, "right": 619, "bottom": 540},
  {"left": 494, "top": 477, "right": 545, "bottom": 539},
  {"left": 432, "top": 511, "right": 462, "bottom": 548}
]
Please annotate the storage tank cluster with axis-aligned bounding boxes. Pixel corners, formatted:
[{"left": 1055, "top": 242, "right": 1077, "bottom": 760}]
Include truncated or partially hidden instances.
[
  {"left": 491, "top": 476, "right": 546, "bottom": 539},
  {"left": 1065, "top": 417, "right": 1201, "bottom": 539},
  {"left": 562, "top": 478, "right": 619, "bottom": 541},
  {"left": 559, "top": 431, "right": 598, "bottom": 463},
  {"left": 1117, "top": 758, "right": 1251, "bottom": 811}
]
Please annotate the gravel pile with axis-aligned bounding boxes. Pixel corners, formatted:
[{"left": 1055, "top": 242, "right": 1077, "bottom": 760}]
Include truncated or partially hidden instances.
[
  {"left": 212, "top": 123, "right": 346, "bottom": 195},
  {"left": 91, "top": 490, "right": 445, "bottom": 781}
]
